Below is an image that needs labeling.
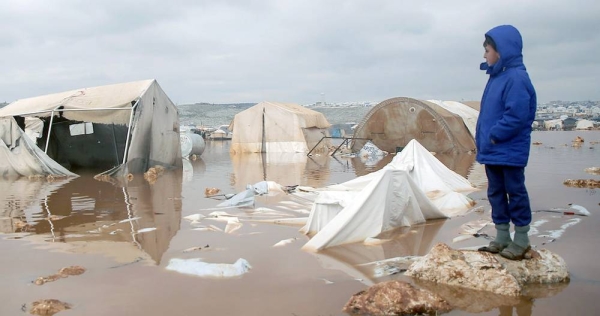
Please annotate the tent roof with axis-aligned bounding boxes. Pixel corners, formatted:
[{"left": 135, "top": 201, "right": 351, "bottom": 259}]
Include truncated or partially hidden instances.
[
  {"left": 0, "top": 79, "right": 155, "bottom": 117},
  {"left": 233, "top": 101, "right": 331, "bottom": 129}
]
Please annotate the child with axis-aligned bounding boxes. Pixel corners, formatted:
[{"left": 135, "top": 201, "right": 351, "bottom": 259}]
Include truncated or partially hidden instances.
[{"left": 475, "top": 25, "right": 537, "bottom": 260}]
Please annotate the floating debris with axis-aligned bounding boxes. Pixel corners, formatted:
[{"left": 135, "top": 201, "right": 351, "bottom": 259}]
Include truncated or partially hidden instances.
[
  {"left": 29, "top": 299, "right": 71, "bottom": 315},
  {"left": 34, "top": 266, "right": 86, "bottom": 285},
  {"left": 205, "top": 187, "right": 221, "bottom": 197},
  {"left": 144, "top": 165, "right": 165, "bottom": 184},
  {"left": 532, "top": 141, "right": 543, "bottom": 145},
  {"left": 136, "top": 227, "right": 157, "bottom": 234},
  {"left": 563, "top": 179, "right": 600, "bottom": 189},
  {"left": 183, "top": 246, "right": 207, "bottom": 253},
  {"left": 273, "top": 237, "right": 298, "bottom": 247},
  {"left": 584, "top": 167, "right": 600, "bottom": 175},
  {"left": 320, "top": 278, "right": 334, "bottom": 284},
  {"left": 119, "top": 217, "right": 141, "bottom": 223},
  {"left": 166, "top": 258, "right": 251, "bottom": 278}
]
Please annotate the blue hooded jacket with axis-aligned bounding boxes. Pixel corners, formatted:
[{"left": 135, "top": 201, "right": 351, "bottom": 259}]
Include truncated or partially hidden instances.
[{"left": 475, "top": 25, "right": 537, "bottom": 167}]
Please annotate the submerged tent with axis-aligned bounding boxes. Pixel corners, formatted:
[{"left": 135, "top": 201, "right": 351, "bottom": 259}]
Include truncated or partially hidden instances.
[
  {"left": 300, "top": 139, "right": 477, "bottom": 251},
  {"left": 229, "top": 101, "right": 332, "bottom": 153},
  {"left": 351, "top": 97, "right": 479, "bottom": 154},
  {"left": 0, "top": 79, "right": 182, "bottom": 178}
]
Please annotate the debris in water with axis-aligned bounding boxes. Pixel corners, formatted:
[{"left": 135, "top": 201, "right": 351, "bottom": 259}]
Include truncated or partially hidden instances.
[
  {"left": 34, "top": 266, "right": 86, "bottom": 285},
  {"left": 563, "top": 179, "right": 600, "bottom": 189},
  {"left": 273, "top": 237, "right": 298, "bottom": 247},
  {"left": 136, "top": 227, "right": 157, "bottom": 234},
  {"left": 584, "top": 167, "right": 600, "bottom": 175},
  {"left": 29, "top": 299, "right": 71, "bottom": 315}
]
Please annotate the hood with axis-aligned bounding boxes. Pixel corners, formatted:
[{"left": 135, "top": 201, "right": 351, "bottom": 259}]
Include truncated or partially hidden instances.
[{"left": 480, "top": 25, "right": 525, "bottom": 76}]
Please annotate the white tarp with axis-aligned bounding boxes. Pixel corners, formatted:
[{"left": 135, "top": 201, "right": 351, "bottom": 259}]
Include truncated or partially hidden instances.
[
  {"left": 0, "top": 118, "right": 77, "bottom": 178},
  {"left": 300, "top": 139, "right": 477, "bottom": 251},
  {"left": 427, "top": 100, "right": 480, "bottom": 138},
  {"left": 301, "top": 169, "right": 445, "bottom": 252}
]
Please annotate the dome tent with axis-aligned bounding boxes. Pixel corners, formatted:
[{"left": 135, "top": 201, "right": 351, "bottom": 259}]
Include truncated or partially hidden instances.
[{"left": 351, "top": 97, "right": 478, "bottom": 154}]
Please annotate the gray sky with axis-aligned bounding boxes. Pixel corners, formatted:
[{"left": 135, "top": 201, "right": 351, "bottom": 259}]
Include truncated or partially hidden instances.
[{"left": 1, "top": 0, "right": 599, "bottom": 105}]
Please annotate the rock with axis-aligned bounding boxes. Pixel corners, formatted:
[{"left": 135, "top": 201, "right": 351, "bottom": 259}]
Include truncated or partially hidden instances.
[
  {"left": 415, "top": 280, "right": 519, "bottom": 313},
  {"left": 343, "top": 280, "right": 452, "bottom": 315},
  {"left": 30, "top": 299, "right": 71, "bottom": 315},
  {"left": 405, "top": 243, "right": 569, "bottom": 297}
]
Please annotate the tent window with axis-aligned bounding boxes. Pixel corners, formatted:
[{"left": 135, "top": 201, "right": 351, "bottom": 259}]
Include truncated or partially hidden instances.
[{"left": 69, "top": 122, "right": 94, "bottom": 136}]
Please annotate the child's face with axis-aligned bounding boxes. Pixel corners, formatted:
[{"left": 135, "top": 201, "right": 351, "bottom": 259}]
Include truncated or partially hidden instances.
[{"left": 484, "top": 44, "right": 500, "bottom": 66}]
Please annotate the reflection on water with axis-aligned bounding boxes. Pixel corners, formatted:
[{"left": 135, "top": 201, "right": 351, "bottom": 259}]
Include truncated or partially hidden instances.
[
  {"left": 230, "top": 151, "right": 331, "bottom": 191},
  {"left": 311, "top": 219, "right": 447, "bottom": 287},
  {"left": 0, "top": 170, "right": 183, "bottom": 264}
]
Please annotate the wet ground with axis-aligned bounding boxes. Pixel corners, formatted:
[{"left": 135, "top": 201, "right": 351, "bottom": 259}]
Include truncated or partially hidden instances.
[{"left": 1, "top": 131, "right": 599, "bottom": 316}]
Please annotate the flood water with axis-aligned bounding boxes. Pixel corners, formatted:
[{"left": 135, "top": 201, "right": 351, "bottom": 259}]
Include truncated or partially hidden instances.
[{"left": 1, "top": 130, "right": 599, "bottom": 316}]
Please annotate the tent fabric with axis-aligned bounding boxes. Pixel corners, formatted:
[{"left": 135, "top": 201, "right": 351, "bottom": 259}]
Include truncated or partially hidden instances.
[
  {"left": 301, "top": 169, "right": 445, "bottom": 252},
  {"left": 0, "top": 80, "right": 181, "bottom": 177},
  {"left": 300, "top": 139, "right": 477, "bottom": 251},
  {"left": 229, "top": 101, "right": 331, "bottom": 153},
  {"left": 426, "top": 100, "right": 480, "bottom": 138},
  {"left": 0, "top": 118, "right": 77, "bottom": 178},
  {"left": 351, "top": 97, "right": 477, "bottom": 154},
  {"left": 0, "top": 79, "right": 155, "bottom": 125}
]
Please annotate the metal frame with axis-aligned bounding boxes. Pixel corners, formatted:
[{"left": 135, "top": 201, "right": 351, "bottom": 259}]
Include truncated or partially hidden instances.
[{"left": 307, "top": 136, "right": 372, "bottom": 156}]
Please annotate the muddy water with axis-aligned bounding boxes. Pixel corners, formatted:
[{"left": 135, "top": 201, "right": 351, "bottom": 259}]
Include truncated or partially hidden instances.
[{"left": 0, "top": 131, "right": 598, "bottom": 316}]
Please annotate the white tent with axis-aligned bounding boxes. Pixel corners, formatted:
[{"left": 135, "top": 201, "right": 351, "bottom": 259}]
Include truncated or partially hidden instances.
[
  {"left": 300, "top": 139, "right": 477, "bottom": 251},
  {"left": 301, "top": 169, "right": 446, "bottom": 252},
  {"left": 426, "top": 100, "right": 480, "bottom": 138},
  {"left": 576, "top": 119, "right": 594, "bottom": 130},
  {"left": 0, "top": 79, "right": 182, "bottom": 178},
  {"left": 229, "top": 101, "right": 331, "bottom": 153}
]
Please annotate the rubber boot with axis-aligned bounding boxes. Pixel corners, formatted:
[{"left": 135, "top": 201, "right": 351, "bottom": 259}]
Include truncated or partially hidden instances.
[
  {"left": 478, "top": 223, "right": 511, "bottom": 253},
  {"left": 500, "top": 225, "right": 531, "bottom": 260}
]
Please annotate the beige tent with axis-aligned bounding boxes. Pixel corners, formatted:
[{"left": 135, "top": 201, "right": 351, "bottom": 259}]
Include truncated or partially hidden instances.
[
  {"left": 229, "top": 102, "right": 331, "bottom": 153},
  {"left": 351, "top": 97, "right": 479, "bottom": 154},
  {"left": 0, "top": 79, "right": 182, "bottom": 178}
]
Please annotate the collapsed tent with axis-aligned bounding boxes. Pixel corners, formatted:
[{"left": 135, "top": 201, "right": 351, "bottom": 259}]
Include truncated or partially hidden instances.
[
  {"left": 229, "top": 101, "right": 332, "bottom": 153},
  {"left": 0, "top": 79, "right": 182, "bottom": 178},
  {"left": 300, "top": 139, "right": 478, "bottom": 251},
  {"left": 351, "top": 97, "right": 479, "bottom": 154}
]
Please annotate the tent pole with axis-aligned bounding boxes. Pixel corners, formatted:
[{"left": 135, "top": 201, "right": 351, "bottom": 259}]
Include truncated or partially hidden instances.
[
  {"left": 122, "top": 100, "right": 139, "bottom": 164},
  {"left": 44, "top": 108, "right": 59, "bottom": 153}
]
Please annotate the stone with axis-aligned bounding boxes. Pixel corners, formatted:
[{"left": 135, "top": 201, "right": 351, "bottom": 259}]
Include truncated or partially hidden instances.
[
  {"left": 343, "top": 280, "right": 452, "bottom": 315},
  {"left": 405, "top": 243, "right": 569, "bottom": 297}
]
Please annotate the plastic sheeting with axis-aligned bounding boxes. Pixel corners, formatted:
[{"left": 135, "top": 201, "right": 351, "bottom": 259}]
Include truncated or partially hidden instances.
[
  {"left": 166, "top": 258, "right": 251, "bottom": 278},
  {"left": 300, "top": 139, "right": 477, "bottom": 251},
  {"left": 0, "top": 118, "right": 77, "bottom": 178},
  {"left": 426, "top": 100, "right": 479, "bottom": 138},
  {"left": 302, "top": 169, "right": 445, "bottom": 252}
]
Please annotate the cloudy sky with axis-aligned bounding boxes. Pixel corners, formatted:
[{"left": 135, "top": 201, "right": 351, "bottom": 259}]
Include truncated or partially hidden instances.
[{"left": 1, "top": 0, "right": 598, "bottom": 105}]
